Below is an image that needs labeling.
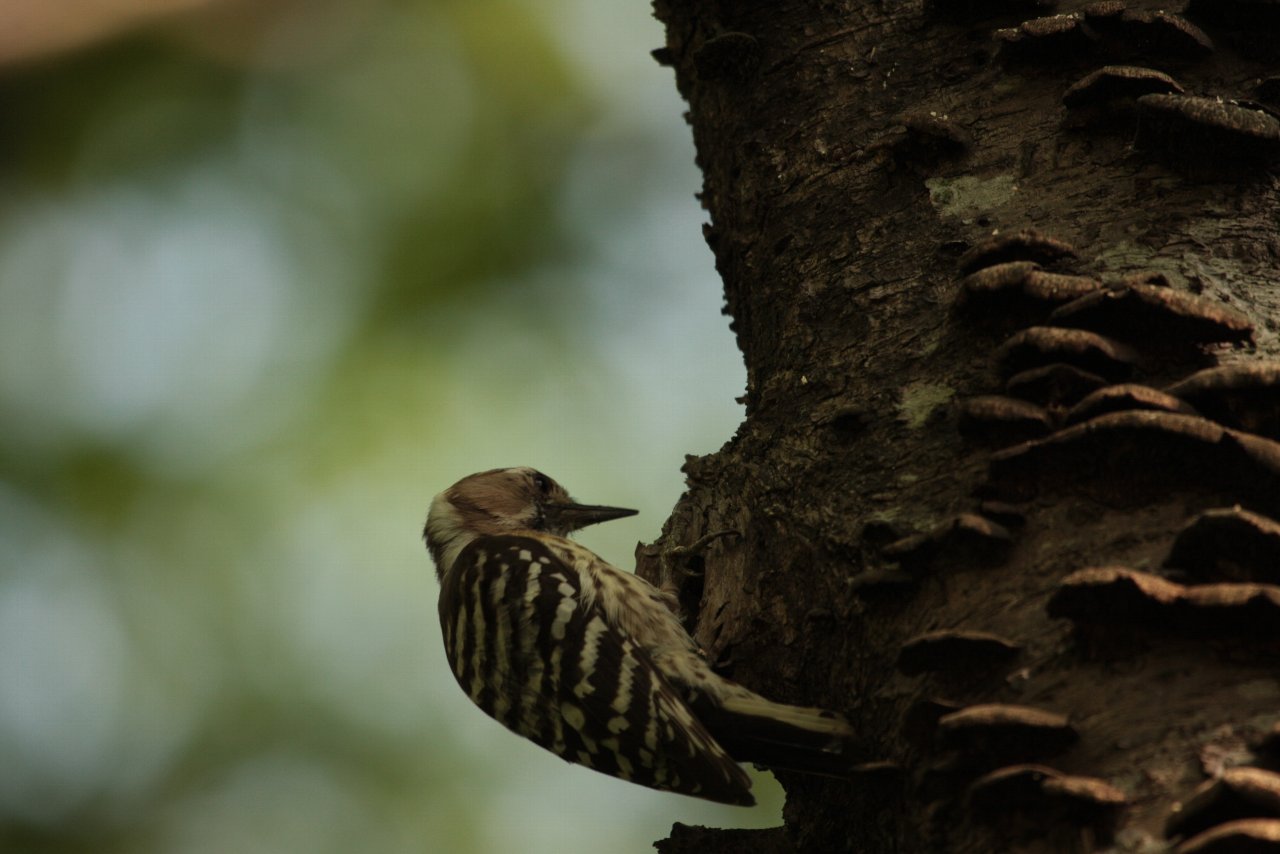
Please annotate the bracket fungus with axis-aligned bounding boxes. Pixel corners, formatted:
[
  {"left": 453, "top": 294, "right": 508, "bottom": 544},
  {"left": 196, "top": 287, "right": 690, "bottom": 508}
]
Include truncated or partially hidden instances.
[
  {"left": 1166, "top": 507, "right": 1280, "bottom": 584},
  {"left": 995, "top": 13, "right": 1095, "bottom": 64},
  {"left": 1137, "top": 94, "right": 1280, "bottom": 171},
  {"left": 1064, "top": 383, "right": 1199, "bottom": 425},
  {"left": 957, "top": 396, "right": 1055, "bottom": 443},
  {"left": 1166, "top": 767, "right": 1280, "bottom": 840},
  {"left": 1086, "top": 10, "right": 1214, "bottom": 59},
  {"left": 1006, "top": 362, "right": 1110, "bottom": 406},
  {"left": 1064, "top": 65, "right": 1185, "bottom": 109},
  {"left": 897, "top": 629, "right": 1022, "bottom": 675},
  {"left": 1167, "top": 362, "right": 1280, "bottom": 441},
  {"left": 968, "top": 764, "right": 1126, "bottom": 825},
  {"left": 1047, "top": 566, "right": 1280, "bottom": 638},
  {"left": 883, "top": 513, "right": 1014, "bottom": 573},
  {"left": 959, "top": 262, "right": 1104, "bottom": 309},
  {"left": 958, "top": 229, "right": 1080, "bottom": 275},
  {"left": 1175, "top": 818, "right": 1280, "bottom": 853},
  {"left": 996, "top": 326, "right": 1139, "bottom": 380},
  {"left": 1048, "top": 284, "right": 1254, "bottom": 348},
  {"left": 937, "top": 704, "right": 1079, "bottom": 767},
  {"left": 988, "top": 411, "right": 1280, "bottom": 511},
  {"left": 873, "top": 112, "right": 973, "bottom": 167}
]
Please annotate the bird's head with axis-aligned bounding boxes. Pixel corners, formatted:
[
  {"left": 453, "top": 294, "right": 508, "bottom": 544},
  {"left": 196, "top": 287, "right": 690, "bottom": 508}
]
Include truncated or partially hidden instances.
[{"left": 424, "top": 467, "right": 637, "bottom": 576}]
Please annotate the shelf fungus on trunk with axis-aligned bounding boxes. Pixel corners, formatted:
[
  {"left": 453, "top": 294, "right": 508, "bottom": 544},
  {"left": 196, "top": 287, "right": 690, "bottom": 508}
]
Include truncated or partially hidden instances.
[
  {"left": 1047, "top": 566, "right": 1280, "bottom": 638},
  {"left": 1165, "top": 507, "right": 1280, "bottom": 585}
]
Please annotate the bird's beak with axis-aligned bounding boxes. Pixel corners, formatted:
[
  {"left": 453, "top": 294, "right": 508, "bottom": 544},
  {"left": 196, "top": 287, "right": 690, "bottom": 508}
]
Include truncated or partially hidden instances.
[{"left": 544, "top": 502, "right": 638, "bottom": 532}]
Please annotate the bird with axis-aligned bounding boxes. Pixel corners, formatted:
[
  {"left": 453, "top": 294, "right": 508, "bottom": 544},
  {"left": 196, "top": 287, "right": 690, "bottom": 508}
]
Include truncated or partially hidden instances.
[{"left": 424, "top": 466, "right": 856, "bottom": 806}]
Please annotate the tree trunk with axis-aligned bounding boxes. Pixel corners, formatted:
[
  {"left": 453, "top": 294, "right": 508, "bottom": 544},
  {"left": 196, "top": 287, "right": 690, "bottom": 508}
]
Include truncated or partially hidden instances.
[{"left": 639, "top": 1, "right": 1280, "bottom": 851}]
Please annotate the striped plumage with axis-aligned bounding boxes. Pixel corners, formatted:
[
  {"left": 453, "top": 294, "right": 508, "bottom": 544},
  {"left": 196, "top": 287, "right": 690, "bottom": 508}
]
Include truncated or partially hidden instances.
[{"left": 425, "top": 467, "right": 855, "bottom": 805}]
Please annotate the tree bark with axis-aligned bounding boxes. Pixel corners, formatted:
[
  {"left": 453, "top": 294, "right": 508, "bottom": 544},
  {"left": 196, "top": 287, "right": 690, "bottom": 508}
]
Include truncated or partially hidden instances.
[{"left": 640, "top": 1, "right": 1280, "bottom": 851}]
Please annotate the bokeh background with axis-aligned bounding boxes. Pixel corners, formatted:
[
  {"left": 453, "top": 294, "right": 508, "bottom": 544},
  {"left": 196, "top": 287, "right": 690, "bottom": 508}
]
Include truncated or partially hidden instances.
[{"left": 0, "top": 1, "right": 786, "bottom": 852}]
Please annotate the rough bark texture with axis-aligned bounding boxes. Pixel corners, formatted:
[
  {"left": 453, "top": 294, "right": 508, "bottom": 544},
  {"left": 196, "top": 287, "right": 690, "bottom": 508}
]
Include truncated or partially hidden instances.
[{"left": 639, "top": 1, "right": 1280, "bottom": 851}]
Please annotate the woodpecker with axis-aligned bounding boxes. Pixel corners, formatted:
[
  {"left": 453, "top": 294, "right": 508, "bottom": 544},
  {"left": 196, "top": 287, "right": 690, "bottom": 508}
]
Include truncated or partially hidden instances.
[{"left": 425, "top": 466, "right": 855, "bottom": 805}]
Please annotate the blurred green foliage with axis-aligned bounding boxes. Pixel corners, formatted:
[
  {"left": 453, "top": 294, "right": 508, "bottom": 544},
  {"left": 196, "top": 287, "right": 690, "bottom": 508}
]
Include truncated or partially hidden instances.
[{"left": 0, "top": 2, "right": 767, "bottom": 853}]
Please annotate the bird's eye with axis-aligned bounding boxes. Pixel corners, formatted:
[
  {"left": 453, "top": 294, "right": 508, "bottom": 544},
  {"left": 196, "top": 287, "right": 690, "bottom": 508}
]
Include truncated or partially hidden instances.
[{"left": 532, "top": 472, "right": 551, "bottom": 493}]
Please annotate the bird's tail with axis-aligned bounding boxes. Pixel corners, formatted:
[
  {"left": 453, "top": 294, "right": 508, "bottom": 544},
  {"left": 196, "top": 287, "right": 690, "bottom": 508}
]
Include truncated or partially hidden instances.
[{"left": 691, "top": 691, "right": 857, "bottom": 778}]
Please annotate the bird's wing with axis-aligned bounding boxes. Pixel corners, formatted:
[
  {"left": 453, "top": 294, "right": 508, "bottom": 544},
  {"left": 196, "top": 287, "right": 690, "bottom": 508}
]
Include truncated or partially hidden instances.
[{"left": 439, "top": 534, "right": 754, "bottom": 805}]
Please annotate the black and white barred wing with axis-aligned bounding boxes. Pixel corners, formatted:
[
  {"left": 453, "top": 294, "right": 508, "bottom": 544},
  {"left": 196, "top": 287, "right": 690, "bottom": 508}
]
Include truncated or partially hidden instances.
[{"left": 438, "top": 534, "right": 755, "bottom": 806}]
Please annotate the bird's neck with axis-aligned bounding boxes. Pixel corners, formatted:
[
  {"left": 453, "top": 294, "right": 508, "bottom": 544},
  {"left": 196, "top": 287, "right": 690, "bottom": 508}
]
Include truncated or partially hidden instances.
[
  {"left": 425, "top": 494, "right": 477, "bottom": 579},
  {"left": 428, "top": 529, "right": 474, "bottom": 580},
  {"left": 426, "top": 494, "right": 566, "bottom": 578}
]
